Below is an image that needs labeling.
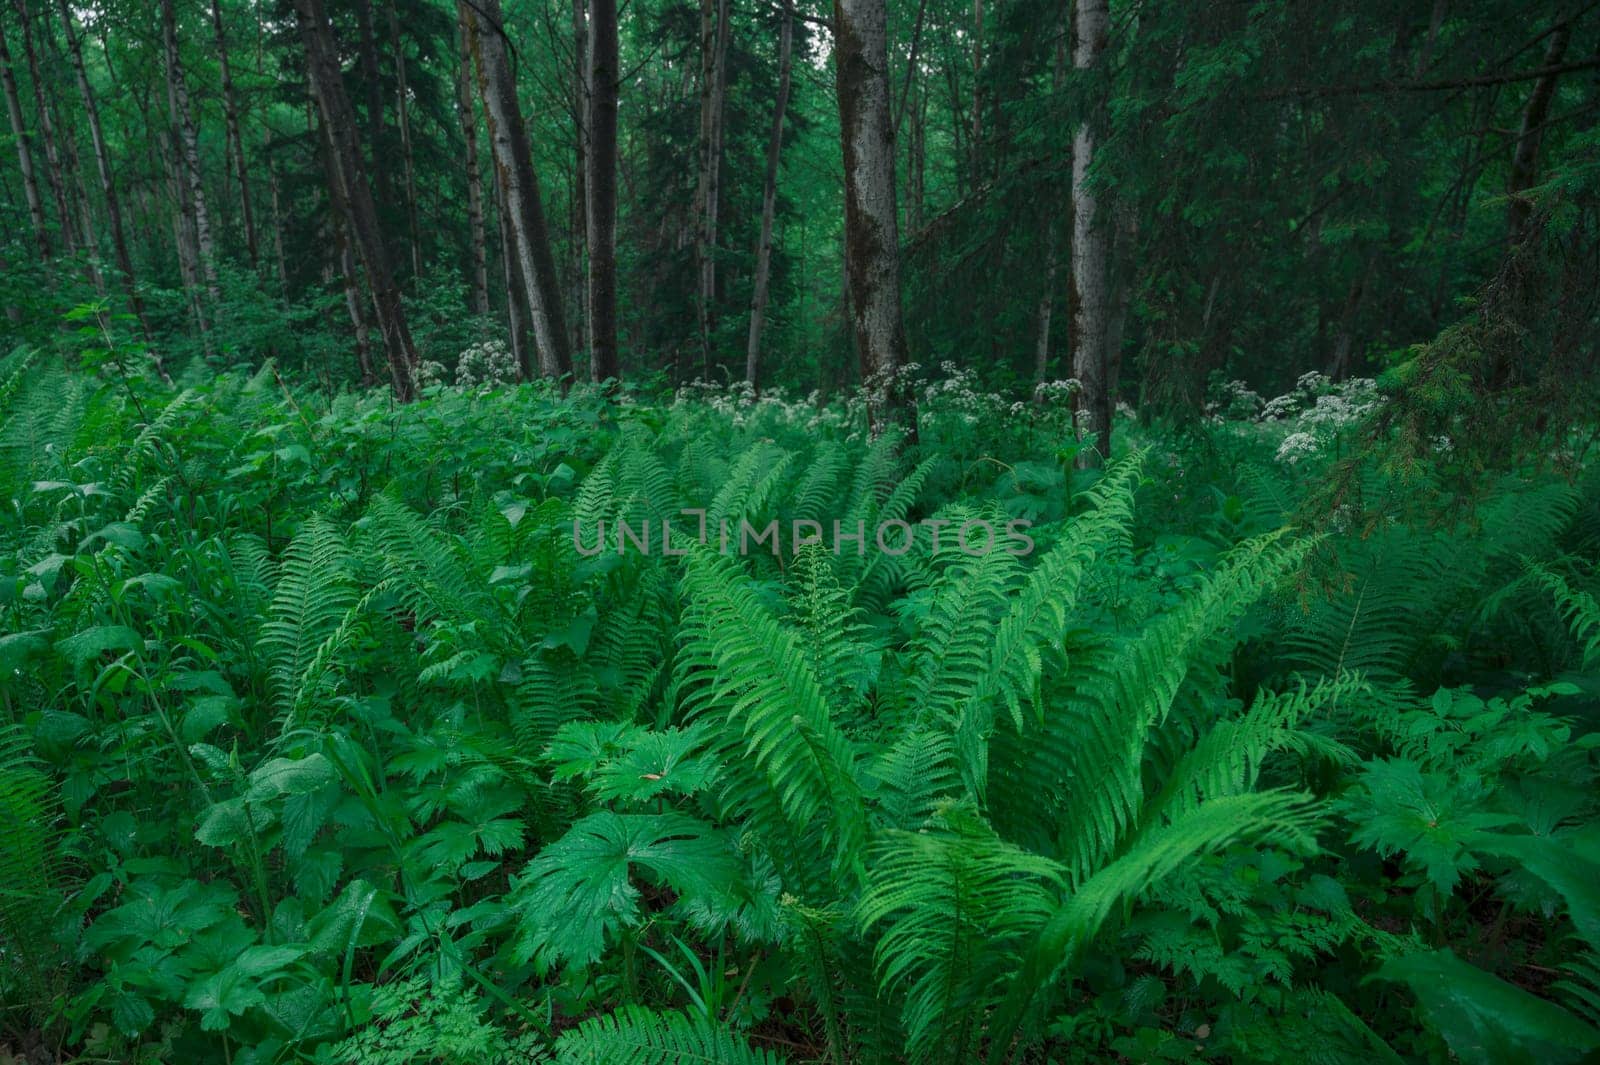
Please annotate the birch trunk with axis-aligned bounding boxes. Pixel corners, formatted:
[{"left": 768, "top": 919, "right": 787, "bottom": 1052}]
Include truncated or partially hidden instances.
[
  {"left": 586, "top": 0, "right": 620, "bottom": 382},
  {"left": 58, "top": 0, "right": 147, "bottom": 333},
  {"left": 836, "top": 0, "right": 911, "bottom": 435},
  {"left": 209, "top": 0, "right": 259, "bottom": 265},
  {"left": 1069, "top": 0, "right": 1111, "bottom": 466},
  {"left": 161, "top": 0, "right": 217, "bottom": 294},
  {"left": 0, "top": 20, "right": 49, "bottom": 260},
  {"left": 456, "top": 9, "right": 489, "bottom": 316},
  {"left": 12, "top": 0, "right": 72, "bottom": 254},
  {"left": 462, "top": 0, "right": 573, "bottom": 380},
  {"left": 294, "top": 0, "right": 419, "bottom": 400},
  {"left": 744, "top": 0, "right": 794, "bottom": 389}
]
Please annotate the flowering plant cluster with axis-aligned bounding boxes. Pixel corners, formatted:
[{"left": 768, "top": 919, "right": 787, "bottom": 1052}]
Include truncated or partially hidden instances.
[
  {"left": 456, "top": 339, "right": 519, "bottom": 389},
  {"left": 1207, "top": 371, "right": 1384, "bottom": 466},
  {"left": 412, "top": 358, "right": 450, "bottom": 392}
]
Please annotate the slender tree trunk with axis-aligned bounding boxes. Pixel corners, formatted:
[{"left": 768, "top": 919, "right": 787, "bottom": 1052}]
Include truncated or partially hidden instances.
[
  {"left": 295, "top": 0, "right": 419, "bottom": 400},
  {"left": 1034, "top": 242, "right": 1058, "bottom": 386},
  {"left": 570, "top": 0, "right": 588, "bottom": 351},
  {"left": 59, "top": 0, "right": 148, "bottom": 334},
  {"left": 907, "top": 83, "right": 925, "bottom": 230},
  {"left": 316, "top": 114, "right": 376, "bottom": 384},
  {"left": 496, "top": 173, "right": 534, "bottom": 379},
  {"left": 586, "top": 0, "right": 620, "bottom": 382},
  {"left": 161, "top": 0, "right": 217, "bottom": 296},
  {"left": 38, "top": 14, "right": 93, "bottom": 257},
  {"left": 1506, "top": 21, "right": 1572, "bottom": 242},
  {"left": 209, "top": 0, "right": 259, "bottom": 266},
  {"left": 694, "top": 0, "right": 731, "bottom": 371},
  {"left": 1034, "top": 16, "right": 1068, "bottom": 389},
  {"left": 1069, "top": 0, "right": 1111, "bottom": 466},
  {"left": 387, "top": 0, "right": 423, "bottom": 278},
  {"left": 163, "top": 126, "right": 215, "bottom": 354},
  {"left": 0, "top": 21, "right": 49, "bottom": 261},
  {"left": 12, "top": 0, "right": 72, "bottom": 254},
  {"left": 456, "top": 9, "right": 490, "bottom": 316},
  {"left": 745, "top": 0, "right": 794, "bottom": 389},
  {"left": 462, "top": 0, "right": 574, "bottom": 380},
  {"left": 969, "top": 0, "right": 983, "bottom": 179},
  {"left": 340, "top": 223, "right": 377, "bottom": 384},
  {"left": 836, "top": 0, "right": 911, "bottom": 435}
]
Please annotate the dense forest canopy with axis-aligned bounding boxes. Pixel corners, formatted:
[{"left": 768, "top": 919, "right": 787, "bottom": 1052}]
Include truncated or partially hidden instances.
[
  {"left": 3, "top": 0, "right": 1600, "bottom": 1062},
  {"left": 0, "top": 0, "right": 1594, "bottom": 416}
]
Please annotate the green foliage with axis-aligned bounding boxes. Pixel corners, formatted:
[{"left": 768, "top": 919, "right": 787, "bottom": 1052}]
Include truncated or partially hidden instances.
[{"left": 0, "top": 364, "right": 1597, "bottom": 1063}]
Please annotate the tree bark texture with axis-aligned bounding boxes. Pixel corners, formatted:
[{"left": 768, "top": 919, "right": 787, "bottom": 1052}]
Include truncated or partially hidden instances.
[
  {"left": 294, "top": 0, "right": 419, "bottom": 400},
  {"left": 586, "top": 0, "right": 620, "bottom": 382},
  {"left": 462, "top": 0, "right": 575, "bottom": 380},
  {"left": 744, "top": 0, "right": 794, "bottom": 389},
  {"left": 835, "top": 0, "right": 912, "bottom": 435},
  {"left": 1069, "top": 0, "right": 1111, "bottom": 466}
]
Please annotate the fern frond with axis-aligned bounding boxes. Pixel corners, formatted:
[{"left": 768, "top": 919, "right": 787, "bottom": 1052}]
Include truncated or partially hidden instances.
[
  {"left": 0, "top": 725, "right": 63, "bottom": 1008},
  {"left": 259, "top": 517, "right": 356, "bottom": 712},
  {"left": 1525, "top": 559, "right": 1600, "bottom": 669},
  {"left": 1144, "top": 674, "right": 1364, "bottom": 824},
  {"left": 1051, "top": 529, "right": 1313, "bottom": 885},
  {"left": 554, "top": 1005, "right": 784, "bottom": 1065},
  {"left": 513, "top": 652, "right": 601, "bottom": 761},
  {"left": 857, "top": 805, "right": 1064, "bottom": 1063},
  {"left": 986, "top": 791, "right": 1322, "bottom": 1058},
  {"left": 675, "top": 547, "right": 868, "bottom": 891}
]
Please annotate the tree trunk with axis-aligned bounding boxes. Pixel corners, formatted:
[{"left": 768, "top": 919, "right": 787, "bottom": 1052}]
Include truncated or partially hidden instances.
[
  {"left": 1034, "top": 241, "right": 1058, "bottom": 386},
  {"left": 496, "top": 172, "right": 534, "bottom": 379},
  {"left": 456, "top": 9, "right": 490, "bottom": 316},
  {"left": 12, "top": 0, "right": 72, "bottom": 255},
  {"left": 1033, "top": 16, "right": 1068, "bottom": 389},
  {"left": 1069, "top": 0, "right": 1111, "bottom": 466},
  {"left": 836, "top": 0, "right": 911, "bottom": 435},
  {"left": 294, "top": 0, "right": 419, "bottom": 400},
  {"left": 340, "top": 224, "right": 377, "bottom": 385},
  {"left": 209, "top": 0, "right": 259, "bottom": 266},
  {"left": 969, "top": 0, "right": 983, "bottom": 179},
  {"left": 1506, "top": 21, "right": 1572, "bottom": 242},
  {"left": 694, "top": 0, "right": 731, "bottom": 372},
  {"left": 744, "top": 0, "right": 794, "bottom": 389},
  {"left": 315, "top": 112, "right": 377, "bottom": 384},
  {"left": 462, "top": 0, "right": 573, "bottom": 380},
  {"left": 57, "top": 0, "right": 148, "bottom": 334},
  {"left": 0, "top": 20, "right": 49, "bottom": 261},
  {"left": 586, "top": 0, "right": 620, "bottom": 382},
  {"left": 570, "top": 0, "right": 588, "bottom": 351},
  {"left": 387, "top": 0, "right": 422, "bottom": 278},
  {"left": 161, "top": 0, "right": 217, "bottom": 295}
]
